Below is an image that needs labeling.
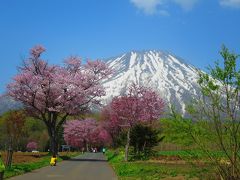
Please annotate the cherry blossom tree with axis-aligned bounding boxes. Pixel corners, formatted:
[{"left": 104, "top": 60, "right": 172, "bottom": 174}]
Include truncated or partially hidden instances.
[
  {"left": 63, "top": 118, "right": 111, "bottom": 150},
  {"left": 89, "top": 125, "right": 112, "bottom": 147},
  {"left": 64, "top": 118, "right": 97, "bottom": 150},
  {"left": 103, "top": 84, "right": 165, "bottom": 161},
  {"left": 26, "top": 141, "right": 38, "bottom": 151},
  {"left": 100, "top": 108, "right": 123, "bottom": 147},
  {"left": 7, "top": 45, "right": 111, "bottom": 155}
]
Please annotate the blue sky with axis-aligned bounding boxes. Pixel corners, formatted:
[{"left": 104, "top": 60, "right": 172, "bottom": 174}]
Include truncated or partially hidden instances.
[{"left": 0, "top": 0, "right": 240, "bottom": 93}]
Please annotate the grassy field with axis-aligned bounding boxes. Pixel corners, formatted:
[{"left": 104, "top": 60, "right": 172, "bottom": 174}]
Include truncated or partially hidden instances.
[
  {"left": 106, "top": 150, "right": 217, "bottom": 180},
  {"left": 1, "top": 151, "right": 80, "bottom": 179}
]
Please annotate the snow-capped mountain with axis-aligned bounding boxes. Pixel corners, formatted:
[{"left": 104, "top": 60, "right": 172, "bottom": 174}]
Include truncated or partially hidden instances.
[
  {"left": 101, "top": 50, "right": 201, "bottom": 114},
  {"left": 0, "top": 95, "right": 22, "bottom": 115}
]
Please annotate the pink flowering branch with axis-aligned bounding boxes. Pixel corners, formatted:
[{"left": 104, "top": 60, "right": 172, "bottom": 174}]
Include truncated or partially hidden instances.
[
  {"left": 7, "top": 45, "right": 111, "bottom": 155},
  {"left": 102, "top": 84, "right": 165, "bottom": 161},
  {"left": 64, "top": 119, "right": 112, "bottom": 149}
]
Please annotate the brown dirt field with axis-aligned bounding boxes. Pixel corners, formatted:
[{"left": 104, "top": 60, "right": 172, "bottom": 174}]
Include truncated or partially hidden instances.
[
  {"left": 149, "top": 155, "right": 207, "bottom": 166},
  {"left": 149, "top": 155, "right": 186, "bottom": 165},
  {"left": 161, "top": 176, "right": 199, "bottom": 180},
  {"left": 0, "top": 152, "right": 48, "bottom": 164},
  {"left": 154, "top": 155, "right": 182, "bottom": 161},
  {"left": 0, "top": 151, "right": 78, "bottom": 164}
]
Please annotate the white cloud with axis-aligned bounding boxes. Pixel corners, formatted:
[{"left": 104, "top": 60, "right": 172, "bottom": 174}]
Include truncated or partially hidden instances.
[
  {"left": 130, "top": 0, "right": 199, "bottom": 15},
  {"left": 220, "top": 0, "right": 240, "bottom": 8},
  {"left": 130, "top": 0, "right": 163, "bottom": 14}
]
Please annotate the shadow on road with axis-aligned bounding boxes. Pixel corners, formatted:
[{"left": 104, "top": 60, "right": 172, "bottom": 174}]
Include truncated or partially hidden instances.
[{"left": 66, "top": 158, "right": 107, "bottom": 162}]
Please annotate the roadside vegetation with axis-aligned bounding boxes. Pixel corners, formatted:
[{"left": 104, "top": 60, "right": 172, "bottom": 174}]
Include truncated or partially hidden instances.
[
  {"left": 106, "top": 149, "right": 215, "bottom": 180},
  {"left": 1, "top": 152, "right": 79, "bottom": 179},
  {"left": 103, "top": 46, "right": 240, "bottom": 179}
]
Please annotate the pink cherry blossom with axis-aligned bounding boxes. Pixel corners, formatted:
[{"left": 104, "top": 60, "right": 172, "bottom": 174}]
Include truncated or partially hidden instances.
[
  {"left": 104, "top": 84, "right": 165, "bottom": 128},
  {"left": 26, "top": 141, "right": 38, "bottom": 151},
  {"left": 102, "top": 84, "right": 164, "bottom": 161},
  {"left": 30, "top": 45, "right": 46, "bottom": 58},
  {"left": 7, "top": 45, "right": 111, "bottom": 155},
  {"left": 64, "top": 118, "right": 112, "bottom": 148}
]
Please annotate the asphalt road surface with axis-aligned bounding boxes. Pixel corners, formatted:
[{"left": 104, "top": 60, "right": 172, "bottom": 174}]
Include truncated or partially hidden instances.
[{"left": 10, "top": 152, "right": 117, "bottom": 180}]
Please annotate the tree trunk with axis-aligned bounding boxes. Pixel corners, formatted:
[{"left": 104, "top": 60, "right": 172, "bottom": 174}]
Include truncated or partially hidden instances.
[
  {"left": 143, "top": 141, "right": 146, "bottom": 155},
  {"left": 0, "top": 171, "right": 4, "bottom": 180},
  {"left": 44, "top": 112, "right": 68, "bottom": 156},
  {"left": 6, "top": 145, "right": 13, "bottom": 168},
  {"left": 50, "top": 133, "right": 58, "bottom": 156},
  {"left": 125, "top": 128, "right": 131, "bottom": 162},
  {"left": 231, "top": 143, "right": 237, "bottom": 179},
  {"left": 48, "top": 126, "right": 59, "bottom": 156},
  {"left": 6, "top": 137, "right": 14, "bottom": 168},
  {"left": 86, "top": 143, "right": 89, "bottom": 152}
]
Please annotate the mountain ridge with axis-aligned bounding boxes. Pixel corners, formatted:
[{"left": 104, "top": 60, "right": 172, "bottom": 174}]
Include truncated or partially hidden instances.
[
  {"left": 101, "top": 50, "right": 201, "bottom": 114},
  {"left": 0, "top": 95, "right": 22, "bottom": 115},
  {"left": 103, "top": 49, "right": 194, "bottom": 69},
  {"left": 0, "top": 50, "right": 201, "bottom": 115}
]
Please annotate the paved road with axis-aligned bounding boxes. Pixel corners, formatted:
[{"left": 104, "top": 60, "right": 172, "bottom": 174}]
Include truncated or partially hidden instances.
[{"left": 10, "top": 153, "right": 117, "bottom": 180}]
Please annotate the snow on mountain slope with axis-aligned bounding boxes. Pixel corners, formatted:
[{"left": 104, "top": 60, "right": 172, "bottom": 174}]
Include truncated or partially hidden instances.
[
  {"left": 0, "top": 95, "right": 22, "bottom": 115},
  {"left": 101, "top": 50, "right": 201, "bottom": 114}
]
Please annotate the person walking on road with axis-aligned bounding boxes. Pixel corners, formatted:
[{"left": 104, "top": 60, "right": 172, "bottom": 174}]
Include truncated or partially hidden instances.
[
  {"left": 0, "top": 153, "right": 5, "bottom": 180},
  {"left": 102, "top": 147, "right": 106, "bottom": 154}
]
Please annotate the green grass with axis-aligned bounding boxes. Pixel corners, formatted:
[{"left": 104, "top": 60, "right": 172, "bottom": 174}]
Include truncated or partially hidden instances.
[
  {"left": 113, "top": 162, "right": 212, "bottom": 180},
  {"left": 4, "top": 155, "right": 51, "bottom": 178},
  {"left": 106, "top": 150, "right": 216, "bottom": 180},
  {"left": 4, "top": 152, "right": 80, "bottom": 179}
]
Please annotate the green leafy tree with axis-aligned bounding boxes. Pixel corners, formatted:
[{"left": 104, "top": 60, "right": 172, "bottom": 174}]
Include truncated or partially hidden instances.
[
  {"left": 130, "top": 123, "right": 164, "bottom": 159},
  {"left": 189, "top": 46, "right": 240, "bottom": 179}
]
